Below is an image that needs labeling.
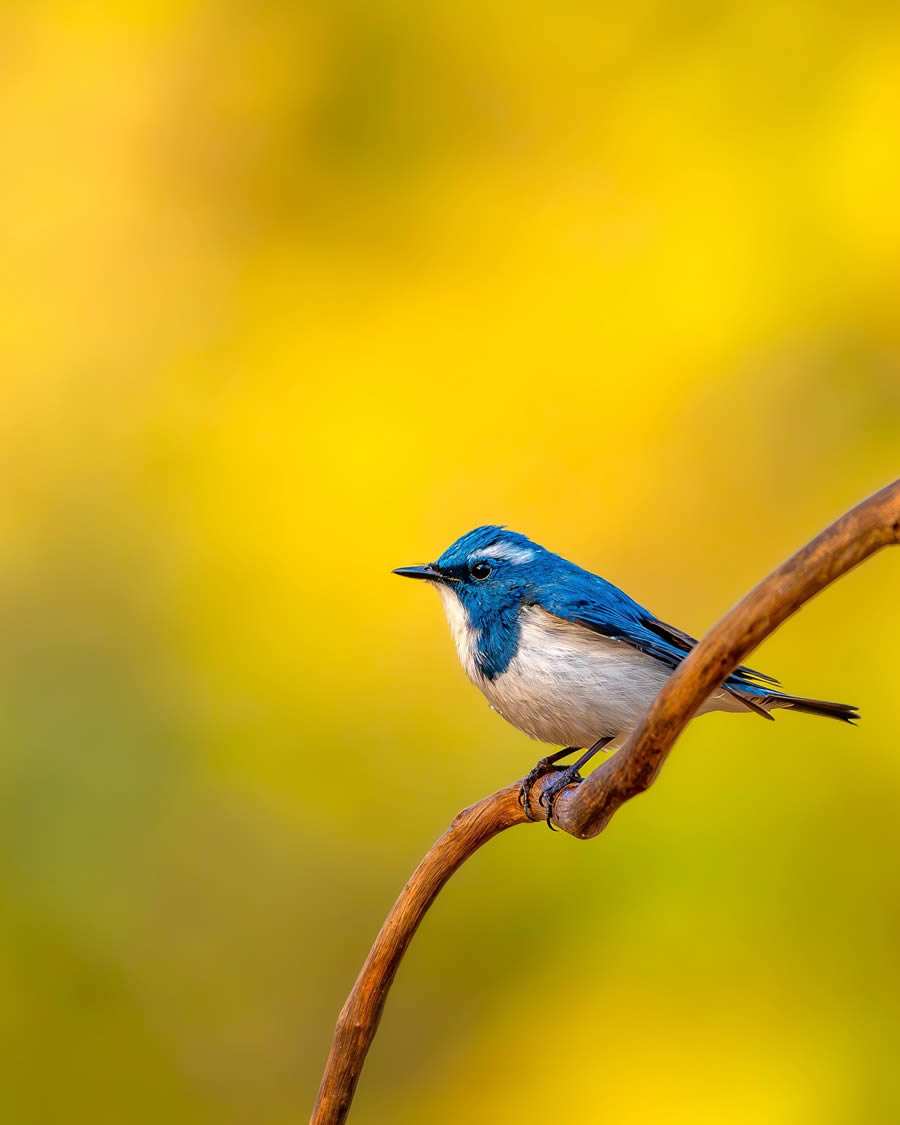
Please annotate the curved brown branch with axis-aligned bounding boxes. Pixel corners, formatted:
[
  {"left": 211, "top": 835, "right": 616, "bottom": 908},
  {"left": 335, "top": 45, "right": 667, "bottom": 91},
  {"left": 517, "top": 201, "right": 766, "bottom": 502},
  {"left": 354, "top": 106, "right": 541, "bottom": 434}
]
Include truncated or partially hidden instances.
[
  {"left": 312, "top": 478, "right": 900, "bottom": 1125},
  {"left": 311, "top": 782, "right": 531, "bottom": 1125}
]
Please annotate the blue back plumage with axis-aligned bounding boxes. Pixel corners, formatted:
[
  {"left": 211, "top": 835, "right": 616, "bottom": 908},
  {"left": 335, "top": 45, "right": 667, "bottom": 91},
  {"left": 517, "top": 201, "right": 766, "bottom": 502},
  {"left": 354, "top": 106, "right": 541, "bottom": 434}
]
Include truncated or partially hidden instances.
[{"left": 433, "top": 526, "right": 777, "bottom": 691}]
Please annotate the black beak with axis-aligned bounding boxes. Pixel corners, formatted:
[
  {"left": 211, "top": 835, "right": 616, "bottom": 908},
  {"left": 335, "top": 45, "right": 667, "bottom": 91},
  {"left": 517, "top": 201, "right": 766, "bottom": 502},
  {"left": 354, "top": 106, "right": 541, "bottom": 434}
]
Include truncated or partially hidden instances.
[{"left": 392, "top": 564, "right": 446, "bottom": 583}]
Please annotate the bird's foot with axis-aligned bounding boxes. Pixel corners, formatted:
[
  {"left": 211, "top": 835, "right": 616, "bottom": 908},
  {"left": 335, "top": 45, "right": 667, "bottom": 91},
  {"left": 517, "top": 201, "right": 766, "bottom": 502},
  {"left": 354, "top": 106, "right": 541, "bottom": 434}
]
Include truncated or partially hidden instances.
[
  {"left": 520, "top": 737, "right": 614, "bottom": 827},
  {"left": 519, "top": 756, "right": 573, "bottom": 821},
  {"left": 537, "top": 766, "right": 584, "bottom": 829}
]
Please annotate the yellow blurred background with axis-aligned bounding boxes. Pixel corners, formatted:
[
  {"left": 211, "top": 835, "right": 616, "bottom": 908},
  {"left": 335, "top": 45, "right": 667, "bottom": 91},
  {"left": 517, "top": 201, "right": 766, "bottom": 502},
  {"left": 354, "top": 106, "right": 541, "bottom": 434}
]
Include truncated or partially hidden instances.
[{"left": 1, "top": 2, "right": 899, "bottom": 1122}]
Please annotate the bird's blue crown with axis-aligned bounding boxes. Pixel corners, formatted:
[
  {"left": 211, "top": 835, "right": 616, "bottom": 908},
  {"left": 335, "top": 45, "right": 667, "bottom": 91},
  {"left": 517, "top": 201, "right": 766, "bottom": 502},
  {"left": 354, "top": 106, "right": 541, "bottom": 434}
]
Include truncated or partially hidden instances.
[{"left": 435, "top": 526, "right": 536, "bottom": 567}]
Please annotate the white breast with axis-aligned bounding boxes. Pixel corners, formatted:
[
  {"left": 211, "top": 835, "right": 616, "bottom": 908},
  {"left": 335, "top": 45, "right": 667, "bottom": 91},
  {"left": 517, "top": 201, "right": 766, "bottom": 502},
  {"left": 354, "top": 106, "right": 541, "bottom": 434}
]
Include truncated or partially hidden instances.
[
  {"left": 480, "top": 606, "right": 673, "bottom": 747},
  {"left": 436, "top": 597, "right": 739, "bottom": 750}
]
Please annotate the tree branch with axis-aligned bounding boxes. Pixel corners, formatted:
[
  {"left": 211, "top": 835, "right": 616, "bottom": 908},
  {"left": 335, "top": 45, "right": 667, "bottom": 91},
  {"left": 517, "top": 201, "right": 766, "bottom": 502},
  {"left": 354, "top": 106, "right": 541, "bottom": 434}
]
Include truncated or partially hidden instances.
[
  {"left": 312, "top": 479, "right": 900, "bottom": 1125},
  {"left": 311, "top": 780, "right": 531, "bottom": 1125}
]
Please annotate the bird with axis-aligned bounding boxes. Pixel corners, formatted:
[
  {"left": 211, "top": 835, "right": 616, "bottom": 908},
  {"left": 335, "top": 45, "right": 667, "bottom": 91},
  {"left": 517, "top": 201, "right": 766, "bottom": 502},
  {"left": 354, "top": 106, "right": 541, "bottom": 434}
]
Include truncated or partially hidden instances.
[{"left": 394, "top": 525, "right": 858, "bottom": 824}]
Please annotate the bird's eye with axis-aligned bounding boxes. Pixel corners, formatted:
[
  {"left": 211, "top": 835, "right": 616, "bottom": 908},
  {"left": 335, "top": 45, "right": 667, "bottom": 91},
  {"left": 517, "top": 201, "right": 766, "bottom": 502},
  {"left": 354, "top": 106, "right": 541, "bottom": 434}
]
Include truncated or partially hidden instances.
[{"left": 470, "top": 561, "right": 493, "bottom": 581}]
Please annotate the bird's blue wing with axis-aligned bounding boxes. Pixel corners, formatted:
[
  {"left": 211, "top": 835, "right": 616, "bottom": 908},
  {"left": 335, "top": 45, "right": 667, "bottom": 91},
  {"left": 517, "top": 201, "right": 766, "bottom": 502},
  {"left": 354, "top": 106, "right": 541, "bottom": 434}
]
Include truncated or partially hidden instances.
[{"left": 535, "top": 565, "right": 778, "bottom": 693}]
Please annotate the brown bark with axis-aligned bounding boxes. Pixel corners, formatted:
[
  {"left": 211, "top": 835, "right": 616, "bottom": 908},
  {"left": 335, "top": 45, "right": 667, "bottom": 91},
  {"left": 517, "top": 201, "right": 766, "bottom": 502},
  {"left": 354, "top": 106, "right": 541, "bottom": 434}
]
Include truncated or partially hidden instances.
[{"left": 312, "top": 479, "right": 900, "bottom": 1125}]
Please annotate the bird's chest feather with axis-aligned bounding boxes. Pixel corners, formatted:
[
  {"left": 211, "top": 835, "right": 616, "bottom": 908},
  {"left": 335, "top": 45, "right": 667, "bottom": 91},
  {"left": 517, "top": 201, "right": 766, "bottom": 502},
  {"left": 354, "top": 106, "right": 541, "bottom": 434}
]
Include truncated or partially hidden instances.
[{"left": 442, "top": 601, "right": 670, "bottom": 746}]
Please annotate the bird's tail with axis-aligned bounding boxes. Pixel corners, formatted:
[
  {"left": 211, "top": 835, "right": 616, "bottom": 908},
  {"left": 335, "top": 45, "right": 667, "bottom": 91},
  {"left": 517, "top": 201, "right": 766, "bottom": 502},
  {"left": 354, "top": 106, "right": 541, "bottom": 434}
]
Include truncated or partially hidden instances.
[{"left": 766, "top": 692, "right": 860, "bottom": 724}]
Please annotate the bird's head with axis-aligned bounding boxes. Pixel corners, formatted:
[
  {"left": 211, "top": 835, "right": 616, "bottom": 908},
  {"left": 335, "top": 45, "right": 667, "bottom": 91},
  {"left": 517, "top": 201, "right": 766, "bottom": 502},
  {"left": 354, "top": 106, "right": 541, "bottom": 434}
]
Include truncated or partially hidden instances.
[{"left": 393, "top": 525, "right": 544, "bottom": 624}]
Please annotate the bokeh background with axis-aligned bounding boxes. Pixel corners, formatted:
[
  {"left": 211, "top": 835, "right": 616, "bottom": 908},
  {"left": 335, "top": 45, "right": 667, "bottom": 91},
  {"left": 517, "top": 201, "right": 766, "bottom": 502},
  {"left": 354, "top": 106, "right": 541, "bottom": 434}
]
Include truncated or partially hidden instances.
[{"left": 2, "top": 2, "right": 899, "bottom": 1122}]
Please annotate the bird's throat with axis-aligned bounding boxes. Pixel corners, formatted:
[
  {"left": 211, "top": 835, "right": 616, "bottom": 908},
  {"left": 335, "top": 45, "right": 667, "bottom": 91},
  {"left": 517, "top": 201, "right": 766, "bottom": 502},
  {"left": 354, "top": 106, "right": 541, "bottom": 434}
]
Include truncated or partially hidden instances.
[{"left": 435, "top": 585, "right": 520, "bottom": 682}]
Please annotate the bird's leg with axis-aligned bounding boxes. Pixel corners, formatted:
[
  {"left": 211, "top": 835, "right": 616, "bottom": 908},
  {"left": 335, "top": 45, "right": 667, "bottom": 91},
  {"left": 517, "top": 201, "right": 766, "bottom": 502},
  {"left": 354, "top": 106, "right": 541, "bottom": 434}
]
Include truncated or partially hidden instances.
[
  {"left": 538, "top": 736, "right": 615, "bottom": 829},
  {"left": 519, "top": 747, "right": 581, "bottom": 821}
]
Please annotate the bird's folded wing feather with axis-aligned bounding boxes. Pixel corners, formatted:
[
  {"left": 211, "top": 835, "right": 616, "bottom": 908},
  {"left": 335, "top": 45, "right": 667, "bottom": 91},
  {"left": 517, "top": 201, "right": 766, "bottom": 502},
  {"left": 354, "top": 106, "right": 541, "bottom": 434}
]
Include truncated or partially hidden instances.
[{"left": 537, "top": 570, "right": 779, "bottom": 692}]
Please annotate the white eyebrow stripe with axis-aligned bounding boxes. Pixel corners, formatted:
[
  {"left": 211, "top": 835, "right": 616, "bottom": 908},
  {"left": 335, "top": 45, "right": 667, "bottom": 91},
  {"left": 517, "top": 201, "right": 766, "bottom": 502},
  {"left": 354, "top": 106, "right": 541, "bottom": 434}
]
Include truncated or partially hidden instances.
[{"left": 471, "top": 543, "right": 535, "bottom": 565}]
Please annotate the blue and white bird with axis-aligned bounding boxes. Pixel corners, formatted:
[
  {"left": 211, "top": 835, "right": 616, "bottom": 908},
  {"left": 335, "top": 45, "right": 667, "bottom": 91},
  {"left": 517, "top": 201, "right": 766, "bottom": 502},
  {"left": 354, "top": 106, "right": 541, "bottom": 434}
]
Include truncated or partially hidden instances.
[{"left": 394, "top": 526, "right": 858, "bottom": 823}]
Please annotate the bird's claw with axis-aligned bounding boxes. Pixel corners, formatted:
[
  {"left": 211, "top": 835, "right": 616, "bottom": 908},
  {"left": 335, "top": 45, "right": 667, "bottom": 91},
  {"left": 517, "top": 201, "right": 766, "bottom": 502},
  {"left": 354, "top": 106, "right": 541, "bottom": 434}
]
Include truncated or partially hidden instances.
[
  {"left": 537, "top": 768, "right": 583, "bottom": 828},
  {"left": 519, "top": 757, "right": 565, "bottom": 821}
]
